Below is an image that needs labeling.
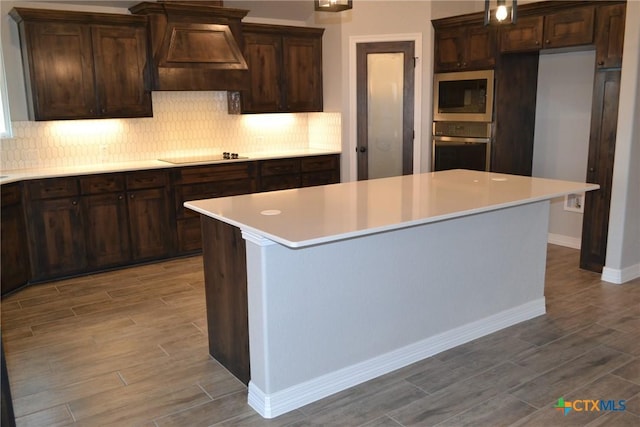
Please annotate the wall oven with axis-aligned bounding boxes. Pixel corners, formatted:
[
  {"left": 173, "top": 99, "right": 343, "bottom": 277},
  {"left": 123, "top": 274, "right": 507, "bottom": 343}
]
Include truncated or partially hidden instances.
[
  {"left": 432, "top": 122, "right": 491, "bottom": 172},
  {"left": 432, "top": 69, "right": 494, "bottom": 171},
  {"left": 433, "top": 69, "right": 494, "bottom": 122}
]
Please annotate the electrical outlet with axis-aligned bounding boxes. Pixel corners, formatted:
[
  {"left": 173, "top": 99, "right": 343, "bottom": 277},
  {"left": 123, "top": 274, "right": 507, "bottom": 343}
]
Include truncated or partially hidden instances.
[{"left": 564, "top": 193, "right": 584, "bottom": 213}]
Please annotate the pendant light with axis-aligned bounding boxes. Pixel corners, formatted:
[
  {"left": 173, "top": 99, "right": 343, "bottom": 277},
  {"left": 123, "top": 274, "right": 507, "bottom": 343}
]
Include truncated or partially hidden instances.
[
  {"left": 315, "top": 0, "right": 352, "bottom": 12},
  {"left": 484, "top": 0, "right": 517, "bottom": 25}
]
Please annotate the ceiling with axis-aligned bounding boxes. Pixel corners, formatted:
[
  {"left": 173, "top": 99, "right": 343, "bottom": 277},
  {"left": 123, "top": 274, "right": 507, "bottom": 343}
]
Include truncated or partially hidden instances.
[{"left": 43, "top": 0, "right": 316, "bottom": 21}]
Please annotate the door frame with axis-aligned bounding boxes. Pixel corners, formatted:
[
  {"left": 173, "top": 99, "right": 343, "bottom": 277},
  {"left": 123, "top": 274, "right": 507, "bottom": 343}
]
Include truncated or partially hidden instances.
[{"left": 348, "top": 33, "right": 423, "bottom": 182}]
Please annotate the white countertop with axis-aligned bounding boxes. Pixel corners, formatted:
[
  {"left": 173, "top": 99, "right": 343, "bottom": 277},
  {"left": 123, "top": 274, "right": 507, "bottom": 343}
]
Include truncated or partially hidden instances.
[
  {"left": 185, "top": 169, "right": 599, "bottom": 248},
  {"left": 0, "top": 148, "right": 340, "bottom": 184}
]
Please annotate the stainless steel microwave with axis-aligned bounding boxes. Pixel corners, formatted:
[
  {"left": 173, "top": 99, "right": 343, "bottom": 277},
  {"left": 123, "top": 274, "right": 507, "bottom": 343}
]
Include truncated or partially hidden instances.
[{"left": 433, "top": 70, "right": 494, "bottom": 122}]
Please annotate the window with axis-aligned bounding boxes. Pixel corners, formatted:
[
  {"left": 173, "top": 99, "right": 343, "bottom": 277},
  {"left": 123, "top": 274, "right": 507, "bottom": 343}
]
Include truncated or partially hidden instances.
[{"left": 0, "top": 42, "right": 12, "bottom": 138}]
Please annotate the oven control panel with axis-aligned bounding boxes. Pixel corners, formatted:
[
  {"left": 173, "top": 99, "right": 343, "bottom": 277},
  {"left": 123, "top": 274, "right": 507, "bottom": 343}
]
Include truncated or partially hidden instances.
[{"left": 433, "top": 121, "right": 492, "bottom": 138}]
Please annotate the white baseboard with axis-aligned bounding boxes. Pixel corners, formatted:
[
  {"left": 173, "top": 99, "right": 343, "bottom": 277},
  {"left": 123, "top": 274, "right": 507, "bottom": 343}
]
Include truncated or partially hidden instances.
[
  {"left": 602, "top": 263, "right": 640, "bottom": 284},
  {"left": 548, "top": 233, "right": 581, "bottom": 249},
  {"left": 247, "top": 298, "right": 546, "bottom": 419}
]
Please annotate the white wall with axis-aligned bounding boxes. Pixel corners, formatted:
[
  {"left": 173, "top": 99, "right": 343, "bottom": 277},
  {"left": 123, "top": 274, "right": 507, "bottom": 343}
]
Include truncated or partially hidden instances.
[
  {"left": 312, "top": 1, "right": 432, "bottom": 181},
  {"left": 532, "top": 50, "right": 595, "bottom": 248}
]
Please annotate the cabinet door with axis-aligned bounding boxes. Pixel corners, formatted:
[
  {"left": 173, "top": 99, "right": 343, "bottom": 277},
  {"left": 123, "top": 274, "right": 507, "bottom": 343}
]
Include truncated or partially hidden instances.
[
  {"left": 242, "top": 32, "right": 283, "bottom": 112},
  {"left": 465, "top": 25, "right": 496, "bottom": 70},
  {"left": 29, "top": 198, "right": 86, "bottom": 281},
  {"left": 543, "top": 6, "right": 595, "bottom": 49},
  {"left": 500, "top": 16, "right": 544, "bottom": 53},
  {"left": 83, "top": 193, "right": 130, "bottom": 268},
  {"left": 23, "top": 21, "right": 96, "bottom": 120},
  {"left": 434, "top": 27, "right": 465, "bottom": 72},
  {"left": 282, "top": 35, "right": 323, "bottom": 112},
  {"left": 580, "top": 70, "right": 621, "bottom": 272},
  {"left": 92, "top": 25, "right": 152, "bottom": 118},
  {"left": 127, "top": 188, "right": 172, "bottom": 260},
  {"left": 1, "top": 186, "right": 30, "bottom": 294},
  {"left": 595, "top": 4, "right": 625, "bottom": 70}
]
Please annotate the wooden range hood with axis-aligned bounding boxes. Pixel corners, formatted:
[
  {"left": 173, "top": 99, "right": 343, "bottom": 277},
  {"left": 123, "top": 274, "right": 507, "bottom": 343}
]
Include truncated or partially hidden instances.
[{"left": 129, "top": 1, "right": 249, "bottom": 91}]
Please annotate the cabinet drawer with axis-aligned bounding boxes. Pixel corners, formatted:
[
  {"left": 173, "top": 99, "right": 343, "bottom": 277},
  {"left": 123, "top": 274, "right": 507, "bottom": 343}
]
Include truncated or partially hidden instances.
[
  {"left": 260, "top": 158, "right": 301, "bottom": 176},
  {"left": 178, "top": 163, "right": 255, "bottom": 185},
  {"left": 302, "top": 170, "right": 339, "bottom": 187},
  {"left": 260, "top": 174, "right": 301, "bottom": 192},
  {"left": 27, "top": 177, "right": 79, "bottom": 200},
  {"left": 80, "top": 174, "right": 125, "bottom": 194},
  {"left": 176, "top": 178, "right": 256, "bottom": 218},
  {"left": 1, "top": 183, "right": 21, "bottom": 206},
  {"left": 126, "top": 170, "right": 167, "bottom": 190},
  {"left": 301, "top": 155, "right": 338, "bottom": 172}
]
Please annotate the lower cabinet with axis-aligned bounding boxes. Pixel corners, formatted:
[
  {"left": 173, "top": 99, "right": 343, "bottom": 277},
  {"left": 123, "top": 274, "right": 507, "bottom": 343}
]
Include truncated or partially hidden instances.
[
  {"left": 125, "top": 170, "right": 174, "bottom": 261},
  {"left": 8, "top": 154, "right": 339, "bottom": 284},
  {"left": 25, "top": 170, "right": 173, "bottom": 282},
  {"left": 258, "top": 154, "right": 340, "bottom": 192},
  {"left": 83, "top": 192, "right": 131, "bottom": 268},
  {"left": 174, "top": 162, "right": 257, "bottom": 254},
  {"left": 258, "top": 158, "right": 301, "bottom": 191},
  {"left": 25, "top": 178, "right": 87, "bottom": 282},
  {"left": 1, "top": 183, "right": 30, "bottom": 294},
  {"left": 301, "top": 155, "right": 340, "bottom": 187}
]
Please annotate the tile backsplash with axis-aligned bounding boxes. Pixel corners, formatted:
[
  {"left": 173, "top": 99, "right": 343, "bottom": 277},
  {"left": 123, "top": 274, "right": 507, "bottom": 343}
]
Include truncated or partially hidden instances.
[{"left": 0, "top": 91, "right": 341, "bottom": 171}]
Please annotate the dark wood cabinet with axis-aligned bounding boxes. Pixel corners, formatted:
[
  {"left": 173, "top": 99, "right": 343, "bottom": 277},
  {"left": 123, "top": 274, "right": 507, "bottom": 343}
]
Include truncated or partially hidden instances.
[
  {"left": 23, "top": 170, "right": 173, "bottom": 282},
  {"left": 1, "top": 184, "right": 30, "bottom": 295},
  {"left": 302, "top": 155, "right": 341, "bottom": 187},
  {"left": 595, "top": 3, "right": 625, "bottom": 69},
  {"left": 500, "top": 5, "right": 597, "bottom": 53},
  {"left": 259, "top": 158, "right": 302, "bottom": 191},
  {"left": 174, "top": 163, "right": 257, "bottom": 254},
  {"left": 542, "top": 6, "right": 594, "bottom": 49},
  {"left": 25, "top": 178, "right": 86, "bottom": 281},
  {"left": 10, "top": 8, "right": 151, "bottom": 121},
  {"left": 229, "top": 23, "right": 324, "bottom": 113},
  {"left": 126, "top": 170, "right": 174, "bottom": 261},
  {"left": 91, "top": 25, "right": 152, "bottom": 118},
  {"left": 492, "top": 53, "right": 540, "bottom": 176},
  {"left": 8, "top": 155, "right": 339, "bottom": 283},
  {"left": 258, "top": 155, "right": 340, "bottom": 192},
  {"left": 500, "top": 16, "right": 544, "bottom": 53},
  {"left": 80, "top": 174, "right": 129, "bottom": 269},
  {"left": 434, "top": 24, "right": 496, "bottom": 72},
  {"left": 580, "top": 70, "right": 621, "bottom": 273}
]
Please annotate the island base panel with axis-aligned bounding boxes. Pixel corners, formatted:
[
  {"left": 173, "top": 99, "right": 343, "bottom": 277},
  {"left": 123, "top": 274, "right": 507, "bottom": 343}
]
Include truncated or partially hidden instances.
[
  {"left": 244, "top": 201, "right": 550, "bottom": 417},
  {"left": 201, "top": 217, "right": 250, "bottom": 385}
]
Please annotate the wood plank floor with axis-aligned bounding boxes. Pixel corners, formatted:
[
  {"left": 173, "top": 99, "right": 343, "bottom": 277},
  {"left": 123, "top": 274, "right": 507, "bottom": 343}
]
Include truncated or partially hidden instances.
[{"left": 2, "top": 245, "right": 640, "bottom": 426}]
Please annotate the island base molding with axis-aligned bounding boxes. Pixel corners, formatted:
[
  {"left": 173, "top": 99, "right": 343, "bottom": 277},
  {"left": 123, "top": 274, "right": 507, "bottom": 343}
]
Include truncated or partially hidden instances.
[{"left": 247, "top": 298, "right": 545, "bottom": 418}]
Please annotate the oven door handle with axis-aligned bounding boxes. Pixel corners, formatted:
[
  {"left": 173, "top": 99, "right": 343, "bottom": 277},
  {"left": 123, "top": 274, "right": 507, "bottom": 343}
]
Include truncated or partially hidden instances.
[{"left": 433, "top": 136, "right": 491, "bottom": 144}]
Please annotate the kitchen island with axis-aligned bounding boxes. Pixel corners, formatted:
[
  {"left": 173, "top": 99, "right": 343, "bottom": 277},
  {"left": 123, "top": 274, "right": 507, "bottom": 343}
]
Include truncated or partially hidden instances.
[{"left": 185, "top": 169, "right": 598, "bottom": 418}]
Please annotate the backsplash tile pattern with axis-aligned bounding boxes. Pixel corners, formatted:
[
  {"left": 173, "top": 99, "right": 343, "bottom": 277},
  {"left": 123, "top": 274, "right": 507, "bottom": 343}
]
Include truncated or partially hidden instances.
[{"left": 0, "top": 91, "right": 341, "bottom": 171}]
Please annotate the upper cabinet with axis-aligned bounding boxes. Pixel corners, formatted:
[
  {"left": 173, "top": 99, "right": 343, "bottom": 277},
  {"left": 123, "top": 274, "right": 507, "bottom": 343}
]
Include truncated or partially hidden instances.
[
  {"left": 433, "top": 24, "right": 496, "bottom": 72},
  {"left": 500, "top": 6, "right": 594, "bottom": 53},
  {"left": 542, "top": 6, "right": 594, "bottom": 49},
  {"left": 228, "top": 23, "right": 324, "bottom": 114},
  {"left": 500, "top": 16, "right": 544, "bottom": 53},
  {"left": 10, "top": 8, "right": 152, "bottom": 121},
  {"left": 595, "top": 3, "right": 626, "bottom": 69}
]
